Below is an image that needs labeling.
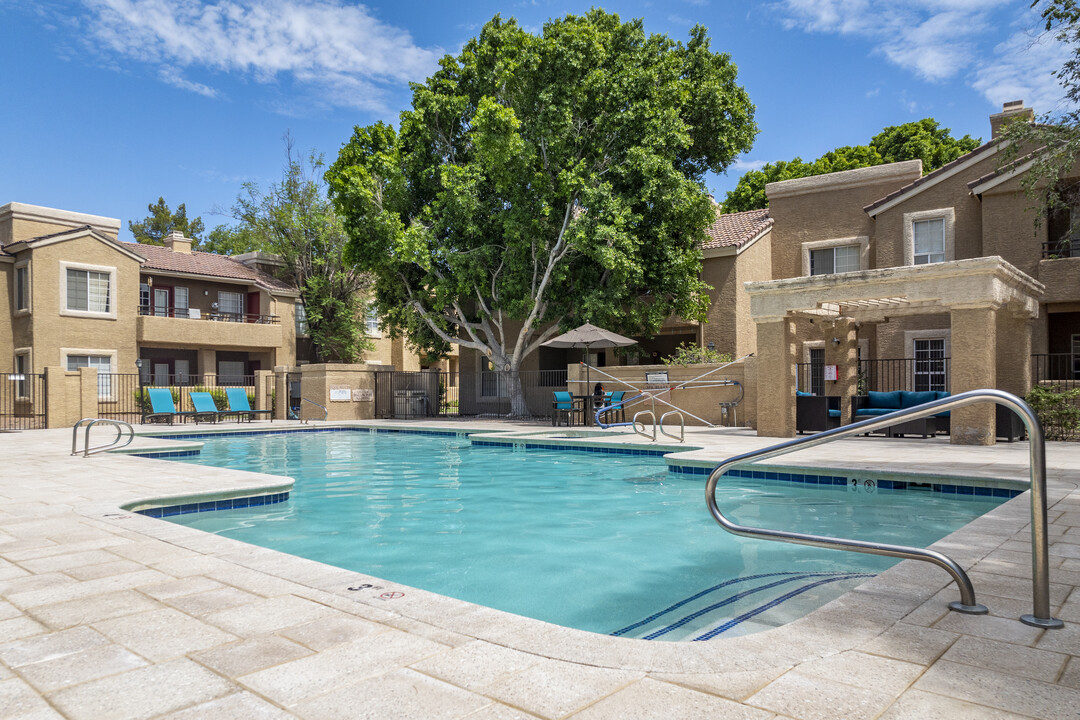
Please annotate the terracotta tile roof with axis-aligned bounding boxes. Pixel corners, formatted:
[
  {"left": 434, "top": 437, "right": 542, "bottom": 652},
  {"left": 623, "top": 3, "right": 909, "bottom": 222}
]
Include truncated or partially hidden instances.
[
  {"left": 702, "top": 208, "right": 773, "bottom": 250},
  {"left": 863, "top": 141, "right": 999, "bottom": 214},
  {"left": 131, "top": 242, "right": 295, "bottom": 292}
]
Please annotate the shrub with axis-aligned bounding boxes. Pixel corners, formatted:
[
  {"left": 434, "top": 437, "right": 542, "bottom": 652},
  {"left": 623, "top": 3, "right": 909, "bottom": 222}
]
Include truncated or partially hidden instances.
[
  {"left": 1025, "top": 384, "right": 1080, "bottom": 441},
  {"left": 661, "top": 342, "right": 734, "bottom": 367}
]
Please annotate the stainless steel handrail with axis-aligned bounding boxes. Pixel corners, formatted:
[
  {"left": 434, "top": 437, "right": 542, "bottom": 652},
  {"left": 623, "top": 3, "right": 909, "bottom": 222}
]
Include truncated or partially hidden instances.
[
  {"left": 71, "top": 418, "right": 135, "bottom": 457},
  {"left": 632, "top": 411, "right": 656, "bottom": 441},
  {"left": 659, "top": 410, "right": 685, "bottom": 442},
  {"left": 705, "top": 388, "right": 1063, "bottom": 629},
  {"left": 299, "top": 397, "right": 328, "bottom": 424}
]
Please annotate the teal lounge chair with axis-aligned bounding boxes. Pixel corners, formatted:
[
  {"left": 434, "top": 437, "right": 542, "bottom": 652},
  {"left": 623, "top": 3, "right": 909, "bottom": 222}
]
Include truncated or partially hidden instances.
[
  {"left": 189, "top": 391, "right": 230, "bottom": 423},
  {"left": 144, "top": 388, "right": 196, "bottom": 425},
  {"left": 225, "top": 387, "right": 272, "bottom": 422},
  {"left": 552, "top": 391, "right": 583, "bottom": 427},
  {"left": 601, "top": 390, "right": 627, "bottom": 423}
]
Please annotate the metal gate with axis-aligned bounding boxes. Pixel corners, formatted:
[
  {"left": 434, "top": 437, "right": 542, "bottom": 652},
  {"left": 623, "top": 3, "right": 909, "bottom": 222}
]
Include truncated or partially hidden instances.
[
  {"left": 0, "top": 372, "right": 46, "bottom": 430},
  {"left": 373, "top": 371, "right": 457, "bottom": 419}
]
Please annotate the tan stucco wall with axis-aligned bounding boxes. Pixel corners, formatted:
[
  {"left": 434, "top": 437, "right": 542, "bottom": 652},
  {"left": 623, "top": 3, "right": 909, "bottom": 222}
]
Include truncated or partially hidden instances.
[
  {"left": 298, "top": 363, "right": 379, "bottom": 421},
  {"left": 700, "top": 232, "right": 773, "bottom": 359},
  {"left": 0, "top": 203, "right": 121, "bottom": 246},
  {"left": 0, "top": 261, "right": 13, "bottom": 367}
]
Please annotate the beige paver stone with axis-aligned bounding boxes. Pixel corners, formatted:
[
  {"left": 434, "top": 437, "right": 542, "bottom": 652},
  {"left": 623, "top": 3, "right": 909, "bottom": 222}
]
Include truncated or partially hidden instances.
[
  {"left": 92, "top": 607, "right": 236, "bottom": 662},
  {"left": 277, "top": 612, "right": 389, "bottom": 651},
  {"left": 650, "top": 666, "right": 788, "bottom": 702},
  {"left": 459, "top": 704, "right": 544, "bottom": 719},
  {"left": 292, "top": 667, "right": 492, "bottom": 720},
  {"left": 567, "top": 677, "right": 774, "bottom": 720},
  {"left": 19, "top": 550, "right": 122, "bottom": 574},
  {"left": 745, "top": 669, "right": 899, "bottom": 720},
  {"left": 878, "top": 689, "right": 1033, "bottom": 719},
  {"left": 932, "top": 611, "right": 1045, "bottom": 646},
  {"left": 6, "top": 569, "right": 170, "bottom": 609},
  {"left": 858, "top": 622, "right": 958, "bottom": 665},
  {"left": 913, "top": 659, "right": 1080, "bottom": 720},
  {"left": 1059, "top": 656, "right": 1080, "bottom": 690},
  {"left": 63, "top": 559, "right": 145, "bottom": 581},
  {"left": 0, "top": 598, "right": 22, "bottom": 621},
  {"left": 159, "top": 691, "right": 296, "bottom": 719},
  {"left": 0, "top": 572, "right": 77, "bottom": 598},
  {"left": 942, "top": 636, "right": 1068, "bottom": 682},
  {"left": 47, "top": 658, "right": 234, "bottom": 720},
  {"left": 0, "top": 676, "right": 64, "bottom": 719},
  {"left": 136, "top": 575, "right": 224, "bottom": 600},
  {"left": 193, "top": 636, "right": 313, "bottom": 678},
  {"left": 793, "top": 650, "right": 924, "bottom": 696},
  {"left": 410, "top": 639, "right": 544, "bottom": 692},
  {"left": 0, "top": 626, "right": 109, "bottom": 668},
  {"left": 239, "top": 631, "right": 448, "bottom": 707},
  {"left": 15, "top": 643, "right": 148, "bottom": 693},
  {"left": 162, "top": 585, "right": 261, "bottom": 616},
  {"left": 27, "top": 589, "right": 159, "bottom": 630},
  {"left": 0, "top": 615, "right": 48, "bottom": 643},
  {"left": 202, "top": 594, "right": 336, "bottom": 636},
  {"left": 484, "top": 658, "right": 642, "bottom": 719}
]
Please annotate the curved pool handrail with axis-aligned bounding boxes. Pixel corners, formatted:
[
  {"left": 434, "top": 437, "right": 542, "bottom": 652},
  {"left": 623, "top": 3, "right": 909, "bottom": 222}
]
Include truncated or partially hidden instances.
[
  {"left": 659, "top": 410, "right": 685, "bottom": 443},
  {"left": 300, "top": 397, "right": 328, "bottom": 423},
  {"left": 71, "top": 418, "right": 135, "bottom": 457},
  {"left": 632, "top": 410, "right": 656, "bottom": 441},
  {"left": 705, "top": 388, "right": 1062, "bottom": 629}
]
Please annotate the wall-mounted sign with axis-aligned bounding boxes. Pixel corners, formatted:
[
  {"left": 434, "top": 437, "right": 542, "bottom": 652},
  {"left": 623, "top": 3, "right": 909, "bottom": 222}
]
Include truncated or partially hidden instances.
[
  {"left": 353, "top": 389, "right": 373, "bottom": 402},
  {"left": 329, "top": 387, "right": 351, "bottom": 402},
  {"left": 824, "top": 364, "right": 838, "bottom": 381},
  {"left": 645, "top": 371, "right": 669, "bottom": 384}
]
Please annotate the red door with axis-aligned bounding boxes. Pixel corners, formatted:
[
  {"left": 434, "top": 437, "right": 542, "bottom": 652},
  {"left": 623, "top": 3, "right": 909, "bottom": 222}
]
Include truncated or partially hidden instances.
[{"left": 246, "top": 291, "right": 260, "bottom": 322}]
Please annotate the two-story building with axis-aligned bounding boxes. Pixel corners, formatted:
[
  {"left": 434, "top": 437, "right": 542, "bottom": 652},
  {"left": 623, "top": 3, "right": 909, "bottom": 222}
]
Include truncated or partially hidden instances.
[{"left": 0, "top": 202, "right": 299, "bottom": 394}]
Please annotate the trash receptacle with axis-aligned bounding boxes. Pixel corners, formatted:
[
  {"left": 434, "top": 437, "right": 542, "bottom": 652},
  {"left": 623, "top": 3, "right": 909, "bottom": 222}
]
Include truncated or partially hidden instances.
[{"left": 393, "top": 390, "right": 427, "bottom": 417}]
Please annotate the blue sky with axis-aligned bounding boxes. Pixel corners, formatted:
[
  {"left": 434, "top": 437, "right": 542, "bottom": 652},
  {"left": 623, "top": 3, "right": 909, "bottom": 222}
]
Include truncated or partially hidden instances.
[{"left": 0, "top": 1, "right": 1071, "bottom": 242}]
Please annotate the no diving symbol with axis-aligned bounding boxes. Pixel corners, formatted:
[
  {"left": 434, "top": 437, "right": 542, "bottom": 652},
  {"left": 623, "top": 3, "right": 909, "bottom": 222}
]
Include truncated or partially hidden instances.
[{"left": 379, "top": 591, "right": 405, "bottom": 600}]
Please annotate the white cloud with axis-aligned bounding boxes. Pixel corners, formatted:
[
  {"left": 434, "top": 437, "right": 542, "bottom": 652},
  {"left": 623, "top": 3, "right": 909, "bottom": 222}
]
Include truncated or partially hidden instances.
[
  {"left": 730, "top": 158, "right": 768, "bottom": 172},
  {"left": 775, "top": 0, "right": 1012, "bottom": 81},
  {"left": 78, "top": 0, "right": 441, "bottom": 111},
  {"left": 971, "top": 28, "right": 1072, "bottom": 114}
]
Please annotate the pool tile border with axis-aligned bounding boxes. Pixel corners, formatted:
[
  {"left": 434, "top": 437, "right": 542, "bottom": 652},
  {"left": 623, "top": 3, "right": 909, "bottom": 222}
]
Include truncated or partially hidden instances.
[{"left": 135, "top": 491, "right": 291, "bottom": 518}]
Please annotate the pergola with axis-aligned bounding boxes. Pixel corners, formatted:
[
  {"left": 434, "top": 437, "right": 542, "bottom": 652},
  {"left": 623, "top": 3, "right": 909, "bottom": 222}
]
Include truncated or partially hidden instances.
[{"left": 745, "top": 257, "right": 1045, "bottom": 445}]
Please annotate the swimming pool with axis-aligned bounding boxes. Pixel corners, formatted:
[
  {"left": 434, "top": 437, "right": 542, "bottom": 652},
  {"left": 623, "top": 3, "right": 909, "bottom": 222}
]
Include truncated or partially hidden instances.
[{"left": 156, "top": 429, "right": 1007, "bottom": 641}]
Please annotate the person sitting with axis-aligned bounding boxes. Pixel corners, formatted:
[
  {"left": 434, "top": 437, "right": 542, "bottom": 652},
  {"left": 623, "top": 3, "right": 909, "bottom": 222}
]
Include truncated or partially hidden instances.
[{"left": 592, "top": 383, "right": 605, "bottom": 408}]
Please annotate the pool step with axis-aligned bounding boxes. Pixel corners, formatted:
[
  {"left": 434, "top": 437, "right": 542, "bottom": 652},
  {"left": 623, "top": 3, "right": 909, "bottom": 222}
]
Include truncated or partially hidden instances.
[{"left": 610, "top": 571, "right": 875, "bottom": 641}]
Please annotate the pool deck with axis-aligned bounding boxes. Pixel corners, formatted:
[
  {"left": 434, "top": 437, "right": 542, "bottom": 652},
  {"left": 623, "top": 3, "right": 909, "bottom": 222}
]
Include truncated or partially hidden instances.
[{"left": 2, "top": 420, "right": 1078, "bottom": 719}]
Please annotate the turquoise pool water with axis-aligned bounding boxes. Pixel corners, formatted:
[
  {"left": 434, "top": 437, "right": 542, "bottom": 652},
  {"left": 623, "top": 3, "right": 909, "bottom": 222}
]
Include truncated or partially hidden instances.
[{"left": 162, "top": 431, "right": 1005, "bottom": 640}]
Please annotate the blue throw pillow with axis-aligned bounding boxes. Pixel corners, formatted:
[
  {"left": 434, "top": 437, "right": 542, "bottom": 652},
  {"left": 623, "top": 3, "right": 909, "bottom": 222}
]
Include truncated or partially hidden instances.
[
  {"left": 903, "top": 391, "right": 938, "bottom": 408},
  {"left": 868, "top": 390, "right": 902, "bottom": 409},
  {"left": 796, "top": 390, "right": 813, "bottom": 397}
]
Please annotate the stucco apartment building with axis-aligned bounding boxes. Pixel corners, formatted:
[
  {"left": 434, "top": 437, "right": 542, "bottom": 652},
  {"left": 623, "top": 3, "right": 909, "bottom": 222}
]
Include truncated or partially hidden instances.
[{"left": 0, "top": 203, "right": 301, "bottom": 392}]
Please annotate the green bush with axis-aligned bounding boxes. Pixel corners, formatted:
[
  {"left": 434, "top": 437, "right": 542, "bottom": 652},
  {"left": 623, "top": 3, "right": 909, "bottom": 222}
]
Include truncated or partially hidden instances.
[
  {"left": 1025, "top": 384, "right": 1080, "bottom": 441},
  {"left": 661, "top": 342, "right": 734, "bottom": 367}
]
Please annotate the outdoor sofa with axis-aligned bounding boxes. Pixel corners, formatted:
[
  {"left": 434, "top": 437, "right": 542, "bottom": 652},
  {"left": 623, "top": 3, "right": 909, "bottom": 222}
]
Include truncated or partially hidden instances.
[{"left": 851, "top": 390, "right": 950, "bottom": 438}]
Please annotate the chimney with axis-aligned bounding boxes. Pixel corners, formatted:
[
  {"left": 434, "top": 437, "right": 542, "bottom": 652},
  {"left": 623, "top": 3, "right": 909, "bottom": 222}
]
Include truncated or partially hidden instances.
[
  {"left": 990, "top": 100, "right": 1034, "bottom": 139},
  {"left": 164, "top": 230, "right": 192, "bottom": 254}
]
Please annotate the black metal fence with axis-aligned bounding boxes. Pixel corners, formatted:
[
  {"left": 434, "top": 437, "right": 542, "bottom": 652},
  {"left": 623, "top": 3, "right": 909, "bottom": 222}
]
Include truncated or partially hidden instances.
[
  {"left": 472, "top": 369, "right": 568, "bottom": 417},
  {"left": 108, "top": 373, "right": 258, "bottom": 422},
  {"left": 0, "top": 372, "right": 46, "bottom": 430},
  {"left": 797, "top": 358, "right": 951, "bottom": 395},
  {"left": 1032, "top": 354, "right": 1079, "bottom": 388},
  {"left": 371, "top": 371, "right": 460, "bottom": 419},
  {"left": 98, "top": 373, "right": 142, "bottom": 424}
]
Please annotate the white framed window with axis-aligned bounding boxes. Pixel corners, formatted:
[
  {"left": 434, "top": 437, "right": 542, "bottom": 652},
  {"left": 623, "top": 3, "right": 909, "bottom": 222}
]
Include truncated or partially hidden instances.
[
  {"left": 801, "top": 236, "right": 869, "bottom": 277},
  {"left": 905, "top": 329, "right": 950, "bottom": 393},
  {"left": 174, "top": 287, "right": 189, "bottom": 318},
  {"left": 13, "top": 350, "right": 31, "bottom": 399},
  {"left": 62, "top": 348, "right": 117, "bottom": 399},
  {"left": 139, "top": 282, "right": 151, "bottom": 314},
  {"left": 14, "top": 261, "right": 30, "bottom": 313},
  {"left": 903, "top": 208, "right": 955, "bottom": 267},
  {"left": 218, "top": 290, "right": 244, "bottom": 321},
  {"left": 295, "top": 302, "right": 308, "bottom": 335},
  {"left": 365, "top": 304, "right": 380, "bottom": 336},
  {"left": 60, "top": 262, "right": 116, "bottom": 319}
]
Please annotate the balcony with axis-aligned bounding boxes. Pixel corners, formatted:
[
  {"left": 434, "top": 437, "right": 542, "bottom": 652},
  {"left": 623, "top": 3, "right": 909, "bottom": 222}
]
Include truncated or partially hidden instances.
[{"left": 137, "top": 304, "right": 283, "bottom": 349}]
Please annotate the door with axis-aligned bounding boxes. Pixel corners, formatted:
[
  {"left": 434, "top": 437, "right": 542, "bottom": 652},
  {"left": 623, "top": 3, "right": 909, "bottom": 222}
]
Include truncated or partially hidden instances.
[
  {"left": 174, "top": 359, "right": 190, "bottom": 385},
  {"left": 913, "top": 338, "right": 947, "bottom": 392},
  {"left": 809, "top": 348, "right": 825, "bottom": 396},
  {"left": 153, "top": 288, "right": 171, "bottom": 317},
  {"left": 246, "top": 291, "right": 260, "bottom": 322},
  {"left": 153, "top": 363, "right": 170, "bottom": 385}
]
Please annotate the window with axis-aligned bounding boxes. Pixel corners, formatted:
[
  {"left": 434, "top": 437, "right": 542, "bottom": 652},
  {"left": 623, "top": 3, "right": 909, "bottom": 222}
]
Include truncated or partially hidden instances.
[
  {"left": 365, "top": 305, "right": 379, "bottom": 335},
  {"left": 913, "top": 219, "right": 946, "bottom": 265},
  {"left": 139, "top": 282, "right": 151, "bottom": 314},
  {"left": 295, "top": 302, "right": 308, "bottom": 335},
  {"left": 913, "top": 338, "right": 947, "bottom": 392},
  {"left": 480, "top": 360, "right": 509, "bottom": 398},
  {"left": 66, "top": 268, "right": 110, "bottom": 313},
  {"left": 66, "top": 354, "right": 113, "bottom": 398},
  {"left": 217, "top": 360, "right": 246, "bottom": 385},
  {"left": 174, "top": 287, "right": 189, "bottom": 318},
  {"left": 1073, "top": 334, "right": 1080, "bottom": 379},
  {"left": 808, "top": 347, "right": 825, "bottom": 396},
  {"left": 218, "top": 291, "right": 244, "bottom": 321},
  {"left": 14, "top": 264, "right": 29, "bottom": 311},
  {"left": 810, "top": 245, "right": 861, "bottom": 275},
  {"left": 14, "top": 352, "right": 29, "bottom": 399}
]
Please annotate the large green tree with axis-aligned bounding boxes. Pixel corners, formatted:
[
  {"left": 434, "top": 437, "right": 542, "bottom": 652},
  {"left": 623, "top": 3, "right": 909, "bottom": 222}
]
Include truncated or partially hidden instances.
[
  {"left": 723, "top": 119, "right": 980, "bottom": 212},
  {"left": 129, "top": 197, "right": 206, "bottom": 246},
  {"left": 999, "top": 1, "right": 1080, "bottom": 245},
  {"left": 216, "top": 141, "right": 373, "bottom": 362},
  {"left": 327, "top": 11, "right": 756, "bottom": 415}
]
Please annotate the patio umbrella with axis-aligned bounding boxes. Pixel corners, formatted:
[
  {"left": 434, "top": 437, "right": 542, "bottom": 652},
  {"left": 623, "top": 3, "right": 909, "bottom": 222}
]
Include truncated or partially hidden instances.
[{"left": 541, "top": 323, "right": 637, "bottom": 401}]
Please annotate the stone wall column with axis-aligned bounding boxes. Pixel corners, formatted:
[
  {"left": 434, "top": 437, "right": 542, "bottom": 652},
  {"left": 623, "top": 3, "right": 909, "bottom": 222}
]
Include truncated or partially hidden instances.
[
  {"left": 825, "top": 318, "right": 859, "bottom": 424},
  {"left": 950, "top": 306, "right": 997, "bottom": 445},
  {"left": 995, "top": 309, "right": 1032, "bottom": 397},
  {"left": 79, "top": 367, "right": 99, "bottom": 420},
  {"left": 273, "top": 366, "right": 290, "bottom": 420},
  {"left": 254, "top": 370, "right": 272, "bottom": 413},
  {"left": 755, "top": 316, "right": 796, "bottom": 437}
]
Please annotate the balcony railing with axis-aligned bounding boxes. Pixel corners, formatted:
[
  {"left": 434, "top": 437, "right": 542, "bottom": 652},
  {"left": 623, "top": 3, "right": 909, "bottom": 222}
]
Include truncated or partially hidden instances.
[
  {"left": 138, "top": 304, "right": 280, "bottom": 324},
  {"left": 1042, "top": 239, "right": 1080, "bottom": 259}
]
